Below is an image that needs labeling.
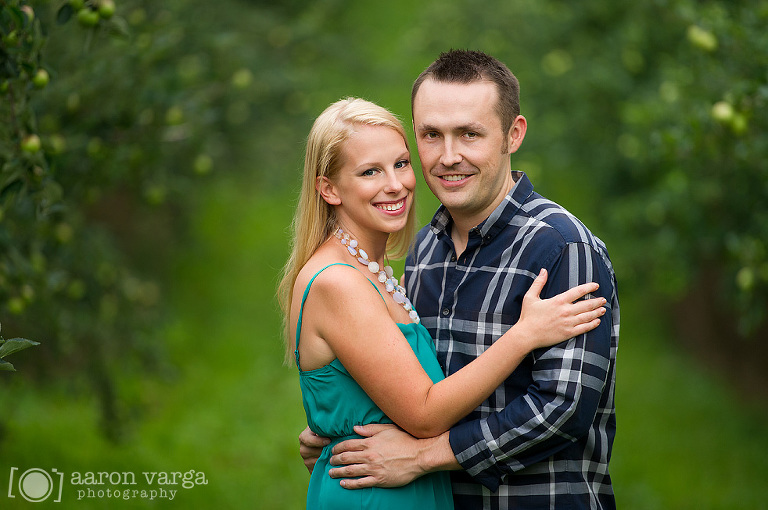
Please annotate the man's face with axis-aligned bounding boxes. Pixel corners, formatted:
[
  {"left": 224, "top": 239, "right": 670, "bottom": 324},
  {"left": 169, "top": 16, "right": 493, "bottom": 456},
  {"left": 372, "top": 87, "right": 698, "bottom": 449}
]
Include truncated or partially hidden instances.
[{"left": 413, "top": 79, "right": 517, "bottom": 227}]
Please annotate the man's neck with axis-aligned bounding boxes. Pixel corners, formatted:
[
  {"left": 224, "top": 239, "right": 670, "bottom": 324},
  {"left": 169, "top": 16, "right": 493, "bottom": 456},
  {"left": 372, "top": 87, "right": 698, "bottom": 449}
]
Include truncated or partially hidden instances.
[{"left": 448, "top": 173, "right": 518, "bottom": 257}]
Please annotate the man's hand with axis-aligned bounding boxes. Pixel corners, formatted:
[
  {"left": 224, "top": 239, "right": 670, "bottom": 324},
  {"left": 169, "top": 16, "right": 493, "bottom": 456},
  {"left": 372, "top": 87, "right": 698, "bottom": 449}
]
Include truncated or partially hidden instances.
[
  {"left": 329, "top": 423, "right": 458, "bottom": 489},
  {"left": 299, "top": 426, "right": 330, "bottom": 474}
]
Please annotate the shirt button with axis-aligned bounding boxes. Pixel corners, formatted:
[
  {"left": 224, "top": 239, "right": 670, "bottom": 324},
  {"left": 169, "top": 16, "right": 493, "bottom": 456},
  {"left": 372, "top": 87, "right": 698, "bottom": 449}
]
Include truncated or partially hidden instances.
[
  {"left": 442, "top": 308, "right": 450, "bottom": 316},
  {"left": 450, "top": 255, "right": 456, "bottom": 262}
]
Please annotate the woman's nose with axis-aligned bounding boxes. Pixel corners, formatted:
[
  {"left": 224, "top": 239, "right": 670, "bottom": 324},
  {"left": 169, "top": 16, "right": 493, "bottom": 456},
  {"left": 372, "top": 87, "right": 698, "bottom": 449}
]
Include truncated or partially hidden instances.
[{"left": 383, "top": 170, "right": 404, "bottom": 193}]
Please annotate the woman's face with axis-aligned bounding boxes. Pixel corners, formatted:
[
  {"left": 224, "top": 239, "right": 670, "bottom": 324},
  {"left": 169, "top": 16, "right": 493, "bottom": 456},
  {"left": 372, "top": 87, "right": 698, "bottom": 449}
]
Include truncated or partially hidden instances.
[{"left": 326, "top": 124, "right": 415, "bottom": 242}]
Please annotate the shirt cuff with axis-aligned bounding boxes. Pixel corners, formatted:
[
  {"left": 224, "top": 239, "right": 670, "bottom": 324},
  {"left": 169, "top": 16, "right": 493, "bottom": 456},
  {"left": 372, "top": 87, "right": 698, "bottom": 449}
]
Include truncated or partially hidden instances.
[{"left": 448, "top": 420, "right": 504, "bottom": 492}]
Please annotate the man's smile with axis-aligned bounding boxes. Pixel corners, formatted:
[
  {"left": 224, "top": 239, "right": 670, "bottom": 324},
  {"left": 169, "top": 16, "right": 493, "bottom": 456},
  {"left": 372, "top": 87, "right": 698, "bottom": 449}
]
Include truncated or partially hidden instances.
[{"left": 440, "top": 174, "right": 471, "bottom": 182}]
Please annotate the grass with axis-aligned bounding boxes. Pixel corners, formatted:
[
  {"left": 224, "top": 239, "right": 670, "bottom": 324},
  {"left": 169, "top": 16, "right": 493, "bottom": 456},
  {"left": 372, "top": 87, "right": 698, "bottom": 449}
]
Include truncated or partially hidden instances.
[
  {"left": 612, "top": 296, "right": 768, "bottom": 510},
  {"left": 2, "top": 174, "right": 767, "bottom": 509}
]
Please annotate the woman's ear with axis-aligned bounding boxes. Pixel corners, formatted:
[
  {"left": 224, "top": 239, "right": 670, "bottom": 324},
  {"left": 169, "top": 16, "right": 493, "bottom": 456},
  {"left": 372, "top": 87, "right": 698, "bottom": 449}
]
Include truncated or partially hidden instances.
[{"left": 317, "top": 176, "right": 342, "bottom": 205}]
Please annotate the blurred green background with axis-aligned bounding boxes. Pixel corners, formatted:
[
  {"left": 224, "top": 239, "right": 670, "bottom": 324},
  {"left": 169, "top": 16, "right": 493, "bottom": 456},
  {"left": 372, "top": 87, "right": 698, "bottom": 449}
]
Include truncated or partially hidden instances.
[{"left": 1, "top": 0, "right": 767, "bottom": 508}]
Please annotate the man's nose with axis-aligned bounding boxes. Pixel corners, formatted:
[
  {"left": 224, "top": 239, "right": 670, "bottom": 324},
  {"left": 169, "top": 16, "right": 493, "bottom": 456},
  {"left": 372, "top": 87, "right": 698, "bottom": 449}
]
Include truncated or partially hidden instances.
[{"left": 439, "top": 138, "right": 462, "bottom": 167}]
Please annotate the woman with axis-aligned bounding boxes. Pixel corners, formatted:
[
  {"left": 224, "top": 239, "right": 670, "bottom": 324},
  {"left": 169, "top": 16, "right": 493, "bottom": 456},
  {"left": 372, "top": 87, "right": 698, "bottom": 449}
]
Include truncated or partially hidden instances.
[{"left": 278, "top": 98, "right": 605, "bottom": 509}]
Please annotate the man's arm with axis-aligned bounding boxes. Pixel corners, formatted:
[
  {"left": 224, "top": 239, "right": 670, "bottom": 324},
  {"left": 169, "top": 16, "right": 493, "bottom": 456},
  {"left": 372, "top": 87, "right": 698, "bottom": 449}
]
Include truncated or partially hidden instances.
[{"left": 328, "top": 423, "right": 460, "bottom": 489}]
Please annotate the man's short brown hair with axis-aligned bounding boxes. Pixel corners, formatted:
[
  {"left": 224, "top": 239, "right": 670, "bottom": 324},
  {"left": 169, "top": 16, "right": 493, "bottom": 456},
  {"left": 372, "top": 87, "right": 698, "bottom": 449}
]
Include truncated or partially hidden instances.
[{"left": 411, "top": 49, "right": 521, "bottom": 137}]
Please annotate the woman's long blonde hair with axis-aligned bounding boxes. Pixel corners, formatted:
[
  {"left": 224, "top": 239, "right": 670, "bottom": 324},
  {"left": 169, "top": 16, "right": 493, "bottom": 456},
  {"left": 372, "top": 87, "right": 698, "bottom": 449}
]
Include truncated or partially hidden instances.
[{"left": 277, "top": 98, "right": 416, "bottom": 364}]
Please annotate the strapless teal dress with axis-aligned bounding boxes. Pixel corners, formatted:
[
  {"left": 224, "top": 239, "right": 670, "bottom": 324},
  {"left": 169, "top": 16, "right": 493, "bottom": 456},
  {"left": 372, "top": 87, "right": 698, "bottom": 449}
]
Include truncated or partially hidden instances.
[{"left": 295, "top": 263, "right": 453, "bottom": 509}]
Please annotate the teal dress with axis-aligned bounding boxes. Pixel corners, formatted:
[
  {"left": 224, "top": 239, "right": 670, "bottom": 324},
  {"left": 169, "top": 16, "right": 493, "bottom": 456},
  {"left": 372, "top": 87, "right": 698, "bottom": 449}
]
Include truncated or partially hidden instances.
[{"left": 296, "top": 263, "right": 454, "bottom": 510}]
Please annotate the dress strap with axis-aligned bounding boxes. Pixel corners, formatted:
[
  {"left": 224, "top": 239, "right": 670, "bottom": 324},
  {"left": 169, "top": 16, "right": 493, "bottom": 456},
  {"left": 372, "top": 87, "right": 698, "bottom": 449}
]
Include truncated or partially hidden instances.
[{"left": 295, "top": 263, "right": 385, "bottom": 371}]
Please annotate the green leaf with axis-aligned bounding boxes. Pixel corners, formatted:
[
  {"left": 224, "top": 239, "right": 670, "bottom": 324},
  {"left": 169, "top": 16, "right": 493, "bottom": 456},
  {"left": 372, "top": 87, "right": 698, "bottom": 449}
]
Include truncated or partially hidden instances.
[
  {"left": 0, "top": 337, "right": 40, "bottom": 359},
  {"left": 0, "top": 179, "right": 23, "bottom": 202},
  {"left": 56, "top": 4, "right": 74, "bottom": 25},
  {"left": 0, "top": 359, "right": 16, "bottom": 371},
  {"left": 7, "top": 7, "right": 25, "bottom": 30},
  {"left": 106, "top": 16, "right": 131, "bottom": 39}
]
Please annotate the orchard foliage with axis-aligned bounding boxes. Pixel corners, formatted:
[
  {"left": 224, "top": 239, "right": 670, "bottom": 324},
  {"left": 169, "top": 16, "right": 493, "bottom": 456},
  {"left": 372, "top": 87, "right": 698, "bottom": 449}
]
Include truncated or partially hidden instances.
[
  {"left": 0, "top": 0, "right": 348, "bottom": 438},
  {"left": 606, "top": 1, "right": 768, "bottom": 337},
  {"left": 0, "top": 0, "right": 289, "bottom": 438}
]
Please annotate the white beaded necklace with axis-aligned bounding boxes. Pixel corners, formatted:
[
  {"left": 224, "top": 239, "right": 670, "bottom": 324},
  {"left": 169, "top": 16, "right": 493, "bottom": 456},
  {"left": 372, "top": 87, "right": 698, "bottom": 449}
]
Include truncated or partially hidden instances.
[{"left": 334, "top": 227, "right": 420, "bottom": 323}]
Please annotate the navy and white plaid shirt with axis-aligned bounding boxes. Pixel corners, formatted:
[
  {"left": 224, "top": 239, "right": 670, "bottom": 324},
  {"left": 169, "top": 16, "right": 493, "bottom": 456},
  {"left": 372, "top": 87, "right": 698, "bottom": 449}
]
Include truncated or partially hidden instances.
[{"left": 405, "top": 172, "right": 619, "bottom": 510}]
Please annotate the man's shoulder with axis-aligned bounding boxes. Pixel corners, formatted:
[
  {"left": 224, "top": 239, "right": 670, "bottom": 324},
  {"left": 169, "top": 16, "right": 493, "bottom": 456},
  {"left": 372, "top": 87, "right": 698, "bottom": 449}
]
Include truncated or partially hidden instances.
[{"left": 518, "top": 193, "right": 600, "bottom": 248}]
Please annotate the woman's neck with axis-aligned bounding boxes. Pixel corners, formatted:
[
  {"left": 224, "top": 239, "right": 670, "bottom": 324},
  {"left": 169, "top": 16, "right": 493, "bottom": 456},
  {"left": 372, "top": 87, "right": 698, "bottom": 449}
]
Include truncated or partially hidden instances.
[{"left": 335, "top": 224, "right": 389, "bottom": 265}]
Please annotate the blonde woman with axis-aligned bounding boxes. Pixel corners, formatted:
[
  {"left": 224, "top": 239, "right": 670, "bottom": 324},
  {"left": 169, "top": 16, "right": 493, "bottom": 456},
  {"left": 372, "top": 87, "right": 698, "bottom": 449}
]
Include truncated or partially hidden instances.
[{"left": 278, "top": 98, "right": 606, "bottom": 509}]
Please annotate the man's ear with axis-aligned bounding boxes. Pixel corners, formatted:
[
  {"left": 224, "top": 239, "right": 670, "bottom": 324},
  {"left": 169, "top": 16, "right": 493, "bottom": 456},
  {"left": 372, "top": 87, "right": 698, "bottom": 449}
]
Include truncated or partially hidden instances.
[
  {"left": 507, "top": 115, "right": 527, "bottom": 155},
  {"left": 317, "top": 176, "right": 341, "bottom": 205}
]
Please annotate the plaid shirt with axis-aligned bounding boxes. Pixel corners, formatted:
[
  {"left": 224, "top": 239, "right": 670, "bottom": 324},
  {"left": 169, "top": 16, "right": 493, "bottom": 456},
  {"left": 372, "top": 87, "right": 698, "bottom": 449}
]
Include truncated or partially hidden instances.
[{"left": 405, "top": 172, "right": 619, "bottom": 510}]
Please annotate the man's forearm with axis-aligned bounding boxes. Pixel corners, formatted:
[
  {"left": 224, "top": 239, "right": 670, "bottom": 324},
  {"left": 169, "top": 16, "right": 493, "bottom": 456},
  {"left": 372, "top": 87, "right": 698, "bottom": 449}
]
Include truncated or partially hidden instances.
[
  {"left": 419, "top": 431, "right": 461, "bottom": 473},
  {"left": 328, "top": 424, "right": 461, "bottom": 489}
]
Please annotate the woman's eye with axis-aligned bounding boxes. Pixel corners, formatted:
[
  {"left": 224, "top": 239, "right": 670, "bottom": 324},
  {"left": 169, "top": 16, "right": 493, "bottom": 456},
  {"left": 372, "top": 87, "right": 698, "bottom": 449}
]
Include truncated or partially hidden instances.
[
  {"left": 394, "top": 159, "right": 409, "bottom": 169},
  {"left": 361, "top": 168, "right": 378, "bottom": 176}
]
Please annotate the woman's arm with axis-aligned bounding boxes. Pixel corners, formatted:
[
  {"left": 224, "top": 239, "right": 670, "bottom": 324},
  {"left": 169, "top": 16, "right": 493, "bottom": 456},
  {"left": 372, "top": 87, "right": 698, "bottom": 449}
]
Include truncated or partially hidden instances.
[{"left": 306, "top": 266, "right": 604, "bottom": 439}]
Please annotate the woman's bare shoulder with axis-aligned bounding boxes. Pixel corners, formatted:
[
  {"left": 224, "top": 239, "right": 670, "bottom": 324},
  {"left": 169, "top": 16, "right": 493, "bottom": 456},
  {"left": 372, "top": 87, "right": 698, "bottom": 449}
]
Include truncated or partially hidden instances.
[{"left": 295, "top": 254, "right": 364, "bottom": 297}]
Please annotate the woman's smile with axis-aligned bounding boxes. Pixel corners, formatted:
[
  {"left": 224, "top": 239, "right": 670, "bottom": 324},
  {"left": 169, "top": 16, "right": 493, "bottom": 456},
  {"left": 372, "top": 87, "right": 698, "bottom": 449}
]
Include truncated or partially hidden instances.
[{"left": 375, "top": 197, "right": 407, "bottom": 213}]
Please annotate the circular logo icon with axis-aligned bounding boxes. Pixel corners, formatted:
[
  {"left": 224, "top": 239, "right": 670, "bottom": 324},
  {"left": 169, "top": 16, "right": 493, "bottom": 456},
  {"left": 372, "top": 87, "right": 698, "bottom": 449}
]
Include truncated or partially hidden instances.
[{"left": 18, "top": 468, "right": 54, "bottom": 502}]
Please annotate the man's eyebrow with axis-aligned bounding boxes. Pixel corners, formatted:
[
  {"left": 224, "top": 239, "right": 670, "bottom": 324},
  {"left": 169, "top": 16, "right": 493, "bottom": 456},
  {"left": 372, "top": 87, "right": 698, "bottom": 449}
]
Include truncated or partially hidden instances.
[
  {"left": 414, "top": 123, "right": 437, "bottom": 132},
  {"left": 415, "top": 122, "right": 486, "bottom": 133},
  {"left": 458, "top": 122, "right": 486, "bottom": 132}
]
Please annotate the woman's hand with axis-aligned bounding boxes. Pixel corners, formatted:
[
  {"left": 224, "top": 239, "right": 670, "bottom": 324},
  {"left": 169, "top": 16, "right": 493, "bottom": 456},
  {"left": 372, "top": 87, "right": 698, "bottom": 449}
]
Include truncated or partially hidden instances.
[
  {"left": 517, "top": 268, "right": 606, "bottom": 349},
  {"left": 299, "top": 426, "right": 330, "bottom": 473}
]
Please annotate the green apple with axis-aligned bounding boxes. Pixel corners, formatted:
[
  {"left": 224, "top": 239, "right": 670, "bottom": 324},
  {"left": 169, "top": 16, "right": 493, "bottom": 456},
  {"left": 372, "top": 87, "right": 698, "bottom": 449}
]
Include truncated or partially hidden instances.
[
  {"left": 710, "top": 101, "right": 734, "bottom": 123},
  {"left": 730, "top": 113, "right": 748, "bottom": 135},
  {"left": 231, "top": 69, "right": 253, "bottom": 90},
  {"left": 194, "top": 154, "right": 213, "bottom": 175},
  {"left": 77, "top": 8, "right": 100, "bottom": 27},
  {"left": 49, "top": 134, "right": 67, "bottom": 154},
  {"left": 144, "top": 185, "right": 167, "bottom": 205},
  {"left": 98, "top": 0, "right": 116, "bottom": 19},
  {"left": 21, "top": 5, "right": 35, "bottom": 22},
  {"left": 4, "top": 30, "right": 19, "bottom": 47},
  {"left": 165, "top": 106, "right": 184, "bottom": 125},
  {"left": 32, "top": 69, "right": 50, "bottom": 89},
  {"left": 687, "top": 25, "right": 718, "bottom": 52},
  {"left": 55, "top": 223, "right": 74, "bottom": 244},
  {"left": 21, "top": 134, "right": 42, "bottom": 154},
  {"left": 7, "top": 296, "right": 26, "bottom": 314},
  {"left": 69, "top": 0, "right": 85, "bottom": 9}
]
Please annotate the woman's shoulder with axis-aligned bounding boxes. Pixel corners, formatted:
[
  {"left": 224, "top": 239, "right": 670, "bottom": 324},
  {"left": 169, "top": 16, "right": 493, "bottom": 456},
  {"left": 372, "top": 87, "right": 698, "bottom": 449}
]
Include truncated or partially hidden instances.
[{"left": 295, "top": 256, "right": 366, "bottom": 297}]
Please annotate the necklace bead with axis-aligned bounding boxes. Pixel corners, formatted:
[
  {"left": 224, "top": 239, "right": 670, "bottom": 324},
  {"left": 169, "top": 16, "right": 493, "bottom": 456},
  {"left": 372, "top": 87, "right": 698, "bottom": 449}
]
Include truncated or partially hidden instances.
[{"left": 335, "top": 227, "right": 420, "bottom": 324}]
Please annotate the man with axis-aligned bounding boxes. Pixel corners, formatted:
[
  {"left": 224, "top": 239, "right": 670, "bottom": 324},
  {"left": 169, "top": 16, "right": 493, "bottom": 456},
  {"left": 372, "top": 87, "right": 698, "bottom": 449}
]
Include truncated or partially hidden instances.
[{"left": 300, "top": 49, "right": 619, "bottom": 509}]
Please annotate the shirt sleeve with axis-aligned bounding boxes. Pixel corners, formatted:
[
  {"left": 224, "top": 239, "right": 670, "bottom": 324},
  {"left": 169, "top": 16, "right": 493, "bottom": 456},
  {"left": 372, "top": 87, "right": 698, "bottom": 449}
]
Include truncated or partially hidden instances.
[{"left": 447, "top": 241, "right": 615, "bottom": 491}]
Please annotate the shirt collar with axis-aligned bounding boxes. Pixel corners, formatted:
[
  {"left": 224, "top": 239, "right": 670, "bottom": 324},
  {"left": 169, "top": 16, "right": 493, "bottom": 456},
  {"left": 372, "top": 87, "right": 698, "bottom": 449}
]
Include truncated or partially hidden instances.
[{"left": 428, "top": 171, "right": 534, "bottom": 241}]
